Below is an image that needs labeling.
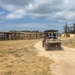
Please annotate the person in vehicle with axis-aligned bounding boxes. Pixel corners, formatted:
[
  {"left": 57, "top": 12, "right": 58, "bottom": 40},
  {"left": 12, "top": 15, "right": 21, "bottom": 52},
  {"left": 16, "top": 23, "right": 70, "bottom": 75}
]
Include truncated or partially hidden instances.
[
  {"left": 48, "top": 33, "right": 54, "bottom": 38},
  {"left": 53, "top": 33, "right": 57, "bottom": 39}
]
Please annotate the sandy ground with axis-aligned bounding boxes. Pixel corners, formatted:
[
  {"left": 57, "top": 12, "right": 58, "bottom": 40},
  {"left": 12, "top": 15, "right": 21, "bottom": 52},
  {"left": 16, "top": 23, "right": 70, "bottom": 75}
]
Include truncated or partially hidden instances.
[{"left": 34, "top": 41, "right": 75, "bottom": 75}]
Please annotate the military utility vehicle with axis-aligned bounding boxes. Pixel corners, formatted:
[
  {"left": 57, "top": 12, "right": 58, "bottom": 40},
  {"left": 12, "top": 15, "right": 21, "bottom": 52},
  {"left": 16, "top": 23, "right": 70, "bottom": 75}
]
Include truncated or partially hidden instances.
[{"left": 42, "top": 30, "right": 61, "bottom": 50}]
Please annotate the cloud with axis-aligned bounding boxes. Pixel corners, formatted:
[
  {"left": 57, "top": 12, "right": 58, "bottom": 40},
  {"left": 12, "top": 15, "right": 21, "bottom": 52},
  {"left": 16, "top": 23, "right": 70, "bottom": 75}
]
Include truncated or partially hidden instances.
[
  {"left": 0, "top": 0, "right": 34, "bottom": 6},
  {"left": 0, "top": 11, "right": 5, "bottom": 23},
  {"left": 0, "top": 0, "right": 75, "bottom": 22},
  {"left": 0, "top": 11, "right": 5, "bottom": 14},
  {"left": 6, "top": 9, "right": 26, "bottom": 19}
]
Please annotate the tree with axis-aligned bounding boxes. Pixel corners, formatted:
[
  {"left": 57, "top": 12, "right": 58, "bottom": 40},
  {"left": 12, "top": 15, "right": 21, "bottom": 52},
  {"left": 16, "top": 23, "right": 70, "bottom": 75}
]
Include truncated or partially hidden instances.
[
  {"left": 20, "top": 30, "right": 31, "bottom": 32},
  {"left": 31, "top": 30, "right": 39, "bottom": 32},
  {"left": 9, "top": 30, "right": 19, "bottom": 32},
  {"left": 65, "top": 23, "right": 75, "bottom": 34},
  {"left": 64, "top": 23, "right": 69, "bottom": 33}
]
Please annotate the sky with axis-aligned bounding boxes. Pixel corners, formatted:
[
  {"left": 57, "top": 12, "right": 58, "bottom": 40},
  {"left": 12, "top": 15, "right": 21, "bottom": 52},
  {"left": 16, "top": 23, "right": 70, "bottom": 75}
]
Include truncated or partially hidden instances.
[{"left": 0, "top": 0, "right": 75, "bottom": 32}]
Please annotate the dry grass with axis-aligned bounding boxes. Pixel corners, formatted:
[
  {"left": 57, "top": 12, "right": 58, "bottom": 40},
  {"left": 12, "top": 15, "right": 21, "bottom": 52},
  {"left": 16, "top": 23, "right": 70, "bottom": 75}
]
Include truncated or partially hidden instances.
[
  {"left": 61, "top": 37, "right": 75, "bottom": 48},
  {"left": 0, "top": 39, "right": 52, "bottom": 75}
]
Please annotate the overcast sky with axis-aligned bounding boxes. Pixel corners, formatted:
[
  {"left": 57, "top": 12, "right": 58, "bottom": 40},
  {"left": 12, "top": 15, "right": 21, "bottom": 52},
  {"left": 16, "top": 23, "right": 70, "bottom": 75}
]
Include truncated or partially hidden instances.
[{"left": 0, "top": 0, "right": 75, "bottom": 32}]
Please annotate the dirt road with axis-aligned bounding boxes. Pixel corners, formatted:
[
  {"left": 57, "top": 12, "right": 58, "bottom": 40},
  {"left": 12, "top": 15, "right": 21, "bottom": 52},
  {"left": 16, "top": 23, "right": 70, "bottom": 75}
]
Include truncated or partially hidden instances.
[{"left": 34, "top": 41, "right": 75, "bottom": 75}]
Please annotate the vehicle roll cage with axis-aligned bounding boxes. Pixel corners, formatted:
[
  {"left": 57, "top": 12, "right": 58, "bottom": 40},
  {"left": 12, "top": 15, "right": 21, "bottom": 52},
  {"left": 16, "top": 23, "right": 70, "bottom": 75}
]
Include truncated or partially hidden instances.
[{"left": 44, "top": 30, "right": 58, "bottom": 38}]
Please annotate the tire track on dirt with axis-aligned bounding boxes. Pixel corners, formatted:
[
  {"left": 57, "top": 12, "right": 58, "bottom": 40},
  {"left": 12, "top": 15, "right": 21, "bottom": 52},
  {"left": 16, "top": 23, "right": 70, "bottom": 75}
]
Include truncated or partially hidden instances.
[{"left": 34, "top": 41, "right": 75, "bottom": 75}]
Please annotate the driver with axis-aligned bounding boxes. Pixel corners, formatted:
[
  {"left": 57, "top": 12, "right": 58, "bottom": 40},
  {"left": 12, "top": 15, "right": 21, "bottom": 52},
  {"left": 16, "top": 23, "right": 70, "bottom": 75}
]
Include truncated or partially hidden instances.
[{"left": 48, "top": 33, "right": 54, "bottom": 38}]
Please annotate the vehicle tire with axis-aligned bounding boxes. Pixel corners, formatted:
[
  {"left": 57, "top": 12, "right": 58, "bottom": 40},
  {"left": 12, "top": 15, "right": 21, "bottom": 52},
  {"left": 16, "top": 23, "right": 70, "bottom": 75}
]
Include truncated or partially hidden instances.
[
  {"left": 45, "top": 44, "right": 49, "bottom": 50},
  {"left": 58, "top": 44, "right": 61, "bottom": 50},
  {"left": 42, "top": 41, "right": 44, "bottom": 47},
  {"left": 42, "top": 39, "right": 46, "bottom": 47}
]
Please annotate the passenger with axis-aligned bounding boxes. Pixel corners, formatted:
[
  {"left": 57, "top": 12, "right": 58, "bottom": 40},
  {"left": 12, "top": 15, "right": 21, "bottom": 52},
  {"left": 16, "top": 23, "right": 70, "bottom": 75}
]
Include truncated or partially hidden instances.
[
  {"left": 48, "top": 33, "right": 54, "bottom": 38},
  {"left": 53, "top": 34, "right": 56, "bottom": 39}
]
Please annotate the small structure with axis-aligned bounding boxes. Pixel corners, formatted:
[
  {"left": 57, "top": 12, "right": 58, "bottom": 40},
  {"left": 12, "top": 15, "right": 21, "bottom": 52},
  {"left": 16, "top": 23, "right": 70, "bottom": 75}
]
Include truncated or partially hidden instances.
[
  {"left": 61, "top": 34, "right": 65, "bottom": 37},
  {"left": 61, "top": 33, "right": 70, "bottom": 37},
  {"left": 0, "top": 32, "right": 21, "bottom": 40},
  {"left": 20, "top": 32, "right": 43, "bottom": 39},
  {"left": 69, "top": 34, "right": 75, "bottom": 37},
  {"left": 0, "top": 32, "right": 43, "bottom": 40}
]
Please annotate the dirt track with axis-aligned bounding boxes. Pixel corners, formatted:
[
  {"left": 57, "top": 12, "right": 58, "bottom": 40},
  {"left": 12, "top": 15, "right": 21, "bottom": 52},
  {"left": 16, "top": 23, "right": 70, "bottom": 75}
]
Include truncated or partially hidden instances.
[{"left": 34, "top": 41, "right": 75, "bottom": 75}]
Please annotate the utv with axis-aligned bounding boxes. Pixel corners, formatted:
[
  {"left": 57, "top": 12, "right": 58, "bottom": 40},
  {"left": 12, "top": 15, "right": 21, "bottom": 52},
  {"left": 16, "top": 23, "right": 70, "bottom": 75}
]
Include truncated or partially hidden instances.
[{"left": 42, "top": 30, "right": 61, "bottom": 50}]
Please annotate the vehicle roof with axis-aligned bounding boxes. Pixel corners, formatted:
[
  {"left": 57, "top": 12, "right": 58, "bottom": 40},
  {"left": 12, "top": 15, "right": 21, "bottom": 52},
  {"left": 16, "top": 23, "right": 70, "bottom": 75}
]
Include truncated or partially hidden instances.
[{"left": 44, "top": 30, "right": 58, "bottom": 33}]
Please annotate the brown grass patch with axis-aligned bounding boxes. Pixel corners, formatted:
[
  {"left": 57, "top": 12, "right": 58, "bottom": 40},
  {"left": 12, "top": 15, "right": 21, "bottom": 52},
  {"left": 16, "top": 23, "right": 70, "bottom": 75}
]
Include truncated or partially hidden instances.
[
  {"left": 61, "top": 37, "right": 75, "bottom": 48},
  {"left": 0, "top": 39, "right": 52, "bottom": 75}
]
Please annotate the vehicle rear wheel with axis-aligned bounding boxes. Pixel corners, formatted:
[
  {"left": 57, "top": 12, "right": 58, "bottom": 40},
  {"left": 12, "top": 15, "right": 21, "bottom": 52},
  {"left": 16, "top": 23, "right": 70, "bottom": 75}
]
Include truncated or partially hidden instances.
[
  {"left": 58, "top": 44, "right": 61, "bottom": 50},
  {"left": 42, "top": 39, "right": 45, "bottom": 47},
  {"left": 42, "top": 41, "right": 44, "bottom": 47}
]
